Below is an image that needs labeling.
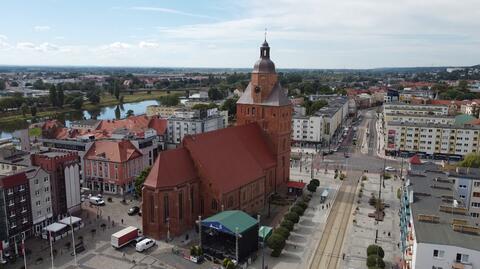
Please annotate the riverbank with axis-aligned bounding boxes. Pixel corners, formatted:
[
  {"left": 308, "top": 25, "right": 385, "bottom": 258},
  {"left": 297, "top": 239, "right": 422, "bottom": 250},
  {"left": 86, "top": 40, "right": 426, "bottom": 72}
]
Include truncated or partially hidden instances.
[{"left": 0, "top": 91, "right": 173, "bottom": 125}]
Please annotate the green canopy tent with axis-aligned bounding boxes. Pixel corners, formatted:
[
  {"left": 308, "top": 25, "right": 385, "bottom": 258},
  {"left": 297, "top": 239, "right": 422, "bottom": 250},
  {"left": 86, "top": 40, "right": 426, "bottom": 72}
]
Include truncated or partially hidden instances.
[{"left": 258, "top": 226, "right": 272, "bottom": 242}]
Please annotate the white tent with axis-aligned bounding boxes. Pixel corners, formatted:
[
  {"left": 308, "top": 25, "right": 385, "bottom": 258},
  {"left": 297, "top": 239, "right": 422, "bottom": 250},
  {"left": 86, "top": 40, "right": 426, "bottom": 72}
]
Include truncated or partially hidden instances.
[
  {"left": 59, "top": 216, "right": 82, "bottom": 225},
  {"left": 44, "top": 223, "right": 67, "bottom": 233}
]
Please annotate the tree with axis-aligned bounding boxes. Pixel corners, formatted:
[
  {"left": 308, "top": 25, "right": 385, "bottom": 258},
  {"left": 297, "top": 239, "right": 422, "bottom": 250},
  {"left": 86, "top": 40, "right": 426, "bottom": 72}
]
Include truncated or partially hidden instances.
[
  {"left": 33, "top": 79, "right": 45, "bottom": 90},
  {"left": 159, "top": 95, "right": 180, "bottom": 107},
  {"left": 114, "top": 105, "right": 121, "bottom": 119},
  {"left": 208, "top": 87, "right": 224, "bottom": 100},
  {"left": 49, "top": 85, "right": 57, "bottom": 107},
  {"left": 267, "top": 233, "right": 286, "bottom": 257},
  {"left": 221, "top": 97, "right": 238, "bottom": 118},
  {"left": 307, "top": 182, "right": 317, "bottom": 192},
  {"left": 280, "top": 219, "right": 294, "bottom": 231},
  {"left": 284, "top": 212, "right": 300, "bottom": 223},
  {"left": 366, "top": 255, "right": 385, "bottom": 268},
  {"left": 114, "top": 84, "right": 120, "bottom": 100},
  {"left": 10, "top": 81, "right": 18, "bottom": 87},
  {"left": 458, "top": 153, "right": 480, "bottom": 168},
  {"left": 275, "top": 227, "right": 290, "bottom": 238},
  {"left": 126, "top": 109, "right": 134, "bottom": 117},
  {"left": 57, "top": 88, "right": 64, "bottom": 107},
  {"left": 311, "top": 179, "right": 320, "bottom": 187},
  {"left": 0, "top": 79, "right": 5, "bottom": 90},
  {"left": 367, "top": 245, "right": 385, "bottom": 258},
  {"left": 135, "top": 167, "right": 151, "bottom": 197},
  {"left": 20, "top": 103, "right": 28, "bottom": 117},
  {"left": 30, "top": 105, "right": 37, "bottom": 117},
  {"left": 291, "top": 205, "right": 305, "bottom": 216},
  {"left": 71, "top": 97, "right": 83, "bottom": 109},
  {"left": 222, "top": 258, "right": 235, "bottom": 269},
  {"left": 296, "top": 201, "right": 308, "bottom": 210},
  {"left": 191, "top": 103, "right": 218, "bottom": 110}
]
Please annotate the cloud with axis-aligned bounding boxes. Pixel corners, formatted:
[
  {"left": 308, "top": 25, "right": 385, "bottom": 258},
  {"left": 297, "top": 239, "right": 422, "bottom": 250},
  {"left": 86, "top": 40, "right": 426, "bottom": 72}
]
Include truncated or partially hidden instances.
[
  {"left": 138, "top": 41, "right": 159, "bottom": 49},
  {"left": 0, "top": 35, "right": 10, "bottom": 50},
  {"left": 34, "top": 26, "right": 51, "bottom": 32},
  {"left": 100, "top": 42, "right": 132, "bottom": 50},
  {"left": 17, "top": 42, "right": 60, "bottom": 52},
  {"left": 131, "top": 6, "right": 217, "bottom": 20}
]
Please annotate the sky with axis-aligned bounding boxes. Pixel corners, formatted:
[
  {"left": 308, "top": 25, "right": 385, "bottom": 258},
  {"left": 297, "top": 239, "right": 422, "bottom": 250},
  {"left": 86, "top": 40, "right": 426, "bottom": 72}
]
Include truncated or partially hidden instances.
[{"left": 0, "top": 0, "right": 480, "bottom": 69}]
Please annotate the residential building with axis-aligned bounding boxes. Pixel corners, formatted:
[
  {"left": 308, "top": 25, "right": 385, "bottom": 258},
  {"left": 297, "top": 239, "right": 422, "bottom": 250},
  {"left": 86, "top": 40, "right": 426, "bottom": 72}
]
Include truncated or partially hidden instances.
[
  {"left": 31, "top": 150, "right": 81, "bottom": 217},
  {"left": 384, "top": 103, "right": 449, "bottom": 116},
  {"left": 84, "top": 140, "right": 145, "bottom": 194},
  {"left": 25, "top": 167, "right": 53, "bottom": 236},
  {"left": 400, "top": 162, "right": 480, "bottom": 269},
  {"left": 292, "top": 95, "right": 348, "bottom": 146},
  {"left": 166, "top": 108, "right": 228, "bottom": 147},
  {"left": 146, "top": 105, "right": 181, "bottom": 117},
  {"left": 385, "top": 121, "right": 480, "bottom": 158},
  {"left": 448, "top": 167, "right": 480, "bottom": 225},
  {"left": 0, "top": 172, "right": 32, "bottom": 249},
  {"left": 143, "top": 40, "right": 291, "bottom": 240}
]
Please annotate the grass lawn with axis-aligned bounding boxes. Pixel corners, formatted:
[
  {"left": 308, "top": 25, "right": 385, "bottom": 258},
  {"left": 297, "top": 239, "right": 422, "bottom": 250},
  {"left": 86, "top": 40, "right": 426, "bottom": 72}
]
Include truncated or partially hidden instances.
[{"left": 29, "top": 127, "right": 42, "bottom": 137}]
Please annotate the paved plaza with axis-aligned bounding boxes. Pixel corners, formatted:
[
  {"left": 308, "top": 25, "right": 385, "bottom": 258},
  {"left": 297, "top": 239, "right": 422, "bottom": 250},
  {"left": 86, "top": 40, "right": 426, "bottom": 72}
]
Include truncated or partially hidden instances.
[{"left": 340, "top": 173, "right": 402, "bottom": 269}]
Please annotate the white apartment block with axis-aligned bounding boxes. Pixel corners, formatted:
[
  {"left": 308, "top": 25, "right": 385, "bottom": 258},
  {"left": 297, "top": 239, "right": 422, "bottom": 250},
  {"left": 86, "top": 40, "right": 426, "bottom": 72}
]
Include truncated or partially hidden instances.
[
  {"left": 385, "top": 122, "right": 480, "bottom": 157},
  {"left": 167, "top": 108, "right": 228, "bottom": 146},
  {"left": 292, "top": 96, "right": 348, "bottom": 145},
  {"left": 384, "top": 103, "right": 449, "bottom": 116}
]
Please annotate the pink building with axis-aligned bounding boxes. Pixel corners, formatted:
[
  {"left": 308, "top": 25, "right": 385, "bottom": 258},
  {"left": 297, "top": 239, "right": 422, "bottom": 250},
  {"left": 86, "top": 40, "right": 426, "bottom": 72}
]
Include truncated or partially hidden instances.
[{"left": 84, "top": 140, "right": 144, "bottom": 194}]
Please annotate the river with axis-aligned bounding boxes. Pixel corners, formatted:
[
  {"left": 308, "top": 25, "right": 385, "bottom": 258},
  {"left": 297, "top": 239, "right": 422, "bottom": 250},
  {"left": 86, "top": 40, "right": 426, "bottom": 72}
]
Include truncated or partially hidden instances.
[{"left": 0, "top": 99, "right": 160, "bottom": 139}]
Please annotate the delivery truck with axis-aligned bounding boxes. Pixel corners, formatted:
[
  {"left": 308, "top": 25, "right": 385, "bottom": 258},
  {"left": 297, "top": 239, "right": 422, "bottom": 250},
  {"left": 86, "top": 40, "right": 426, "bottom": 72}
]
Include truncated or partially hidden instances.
[{"left": 111, "top": 226, "right": 139, "bottom": 248}]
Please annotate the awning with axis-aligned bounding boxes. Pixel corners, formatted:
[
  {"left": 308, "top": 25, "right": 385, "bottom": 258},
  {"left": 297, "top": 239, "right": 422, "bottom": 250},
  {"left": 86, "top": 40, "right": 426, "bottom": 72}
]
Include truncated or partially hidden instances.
[
  {"left": 258, "top": 226, "right": 272, "bottom": 240},
  {"left": 287, "top": 181, "right": 306, "bottom": 189},
  {"left": 59, "top": 216, "right": 82, "bottom": 225},
  {"left": 44, "top": 223, "right": 67, "bottom": 233},
  {"left": 202, "top": 210, "right": 258, "bottom": 235}
]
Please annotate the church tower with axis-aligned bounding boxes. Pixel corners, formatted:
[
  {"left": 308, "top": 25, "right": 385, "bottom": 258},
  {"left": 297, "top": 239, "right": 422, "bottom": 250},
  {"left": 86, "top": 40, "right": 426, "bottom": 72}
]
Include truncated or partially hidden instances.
[{"left": 236, "top": 39, "right": 292, "bottom": 189}]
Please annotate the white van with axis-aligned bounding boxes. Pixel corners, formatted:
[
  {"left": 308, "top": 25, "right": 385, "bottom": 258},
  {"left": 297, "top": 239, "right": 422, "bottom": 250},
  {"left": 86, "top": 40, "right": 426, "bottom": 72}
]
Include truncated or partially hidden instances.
[
  {"left": 89, "top": 196, "right": 105, "bottom": 206},
  {"left": 135, "top": 238, "right": 155, "bottom": 252}
]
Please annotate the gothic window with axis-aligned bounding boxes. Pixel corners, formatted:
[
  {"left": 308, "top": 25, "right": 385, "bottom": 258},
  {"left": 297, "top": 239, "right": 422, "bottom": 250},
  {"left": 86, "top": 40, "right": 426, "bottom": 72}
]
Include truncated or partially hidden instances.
[
  {"left": 149, "top": 195, "right": 154, "bottom": 223},
  {"left": 163, "top": 194, "right": 169, "bottom": 223},
  {"left": 211, "top": 199, "right": 218, "bottom": 211},
  {"left": 178, "top": 192, "right": 183, "bottom": 220},
  {"left": 252, "top": 107, "right": 256, "bottom": 115},
  {"left": 228, "top": 196, "right": 234, "bottom": 208}
]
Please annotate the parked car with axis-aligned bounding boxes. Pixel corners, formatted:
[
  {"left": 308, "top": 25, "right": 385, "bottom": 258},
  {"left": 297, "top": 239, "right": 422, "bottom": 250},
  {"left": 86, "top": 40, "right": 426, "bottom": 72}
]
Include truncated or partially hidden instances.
[
  {"left": 131, "top": 236, "right": 145, "bottom": 245},
  {"left": 385, "top": 166, "right": 396, "bottom": 172},
  {"left": 128, "top": 206, "right": 140, "bottom": 216},
  {"left": 136, "top": 238, "right": 155, "bottom": 252},
  {"left": 89, "top": 196, "right": 105, "bottom": 206}
]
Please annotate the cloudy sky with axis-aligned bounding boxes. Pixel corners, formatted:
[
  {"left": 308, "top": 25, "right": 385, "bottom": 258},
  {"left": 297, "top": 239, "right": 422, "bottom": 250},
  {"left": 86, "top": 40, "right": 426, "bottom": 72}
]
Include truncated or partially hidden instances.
[{"left": 0, "top": 0, "right": 479, "bottom": 69}]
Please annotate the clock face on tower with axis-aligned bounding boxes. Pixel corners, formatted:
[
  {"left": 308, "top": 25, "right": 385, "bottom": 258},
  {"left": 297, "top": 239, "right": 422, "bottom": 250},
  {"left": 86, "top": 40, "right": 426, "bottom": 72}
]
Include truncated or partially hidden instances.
[{"left": 254, "top": 86, "right": 261, "bottom": 93}]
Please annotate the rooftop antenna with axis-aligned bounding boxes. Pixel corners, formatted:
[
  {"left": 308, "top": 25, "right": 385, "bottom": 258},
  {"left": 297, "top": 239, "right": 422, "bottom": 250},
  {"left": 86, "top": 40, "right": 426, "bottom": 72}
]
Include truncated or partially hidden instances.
[{"left": 264, "top": 28, "right": 267, "bottom": 42}]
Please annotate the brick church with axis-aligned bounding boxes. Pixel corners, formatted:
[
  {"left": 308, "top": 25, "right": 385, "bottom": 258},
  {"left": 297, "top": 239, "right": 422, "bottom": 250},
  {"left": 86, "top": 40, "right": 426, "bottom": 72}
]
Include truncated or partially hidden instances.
[{"left": 142, "top": 40, "right": 292, "bottom": 239}]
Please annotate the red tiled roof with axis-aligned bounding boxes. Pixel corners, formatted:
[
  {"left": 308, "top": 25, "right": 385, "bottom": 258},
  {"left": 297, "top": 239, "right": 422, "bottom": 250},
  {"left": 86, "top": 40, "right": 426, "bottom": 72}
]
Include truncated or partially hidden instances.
[
  {"left": 148, "top": 117, "right": 168, "bottom": 135},
  {"left": 410, "top": 154, "right": 422, "bottom": 165},
  {"left": 96, "top": 115, "right": 150, "bottom": 133},
  {"left": 144, "top": 148, "right": 197, "bottom": 189},
  {"left": 183, "top": 123, "right": 275, "bottom": 193},
  {"left": 287, "top": 181, "right": 306, "bottom": 189},
  {"left": 84, "top": 140, "right": 142, "bottom": 163}
]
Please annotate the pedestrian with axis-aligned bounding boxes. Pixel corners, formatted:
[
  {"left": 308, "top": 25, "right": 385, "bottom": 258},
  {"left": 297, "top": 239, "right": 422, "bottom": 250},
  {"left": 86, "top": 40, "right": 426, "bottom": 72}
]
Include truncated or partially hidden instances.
[
  {"left": 388, "top": 232, "right": 391, "bottom": 237},
  {"left": 123, "top": 253, "right": 126, "bottom": 259},
  {"left": 121, "top": 219, "right": 123, "bottom": 224},
  {"left": 108, "top": 216, "right": 110, "bottom": 221}
]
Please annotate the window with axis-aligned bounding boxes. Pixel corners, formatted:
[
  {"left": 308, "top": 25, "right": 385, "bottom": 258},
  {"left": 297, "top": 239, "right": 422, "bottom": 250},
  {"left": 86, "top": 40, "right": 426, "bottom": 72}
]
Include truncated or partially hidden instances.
[
  {"left": 470, "top": 212, "right": 479, "bottom": 218},
  {"left": 433, "top": 249, "right": 445, "bottom": 258},
  {"left": 44, "top": 187, "right": 49, "bottom": 192},
  {"left": 473, "top": 192, "right": 480, "bottom": 198},
  {"left": 471, "top": 202, "right": 480, "bottom": 208},
  {"left": 190, "top": 188, "right": 194, "bottom": 213},
  {"left": 456, "top": 253, "right": 469, "bottom": 263},
  {"left": 163, "top": 194, "right": 169, "bottom": 223},
  {"left": 211, "top": 199, "right": 218, "bottom": 211},
  {"left": 34, "top": 179, "right": 39, "bottom": 184},
  {"left": 7, "top": 188, "right": 13, "bottom": 195},
  {"left": 44, "top": 177, "right": 48, "bottom": 182},
  {"left": 178, "top": 192, "right": 183, "bottom": 220},
  {"left": 228, "top": 196, "right": 234, "bottom": 208}
]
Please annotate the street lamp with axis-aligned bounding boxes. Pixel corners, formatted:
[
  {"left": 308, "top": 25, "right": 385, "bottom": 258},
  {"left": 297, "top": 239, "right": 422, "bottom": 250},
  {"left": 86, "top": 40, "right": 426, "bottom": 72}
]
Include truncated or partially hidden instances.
[
  {"left": 69, "top": 214, "right": 78, "bottom": 267},
  {"left": 166, "top": 217, "right": 170, "bottom": 242},
  {"left": 257, "top": 215, "right": 265, "bottom": 269}
]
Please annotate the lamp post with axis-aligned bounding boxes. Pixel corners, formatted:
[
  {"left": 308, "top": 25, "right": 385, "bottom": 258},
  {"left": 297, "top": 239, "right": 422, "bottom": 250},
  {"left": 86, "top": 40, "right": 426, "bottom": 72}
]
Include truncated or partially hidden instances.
[
  {"left": 257, "top": 215, "right": 265, "bottom": 269},
  {"left": 235, "top": 227, "right": 239, "bottom": 263},
  {"left": 166, "top": 218, "right": 170, "bottom": 242},
  {"left": 70, "top": 214, "right": 77, "bottom": 267},
  {"left": 197, "top": 215, "right": 202, "bottom": 248}
]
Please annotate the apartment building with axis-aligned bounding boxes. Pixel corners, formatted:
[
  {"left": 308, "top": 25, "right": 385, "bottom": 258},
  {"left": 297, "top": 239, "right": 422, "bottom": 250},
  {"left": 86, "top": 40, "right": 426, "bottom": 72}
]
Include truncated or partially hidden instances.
[
  {"left": 166, "top": 108, "right": 228, "bottom": 147},
  {"left": 400, "top": 162, "right": 480, "bottom": 269},
  {"left": 25, "top": 167, "right": 53, "bottom": 236},
  {"left": 292, "top": 95, "right": 348, "bottom": 146},
  {"left": 384, "top": 103, "right": 449, "bottom": 116},
  {"left": 385, "top": 122, "right": 480, "bottom": 158},
  {"left": 146, "top": 105, "right": 181, "bottom": 117},
  {"left": 0, "top": 172, "right": 32, "bottom": 248},
  {"left": 448, "top": 167, "right": 480, "bottom": 225}
]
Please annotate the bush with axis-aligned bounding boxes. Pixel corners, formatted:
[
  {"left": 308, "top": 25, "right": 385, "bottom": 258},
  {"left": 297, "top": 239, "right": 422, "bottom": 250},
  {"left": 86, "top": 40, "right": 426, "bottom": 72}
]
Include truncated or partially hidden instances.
[
  {"left": 275, "top": 227, "right": 290, "bottom": 238},
  {"left": 340, "top": 173, "right": 346, "bottom": 180},
  {"left": 291, "top": 205, "right": 305, "bottom": 216},
  {"left": 296, "top": 201, "right": 308, "bottom": 210},
  {"left": 367, "top": 245, "right": 385, "bottom": 258},
  {"left": 310, "top": 179, "right": 320, "bottom": 187},
  {"left": 284, "top": 212, "right": 300, "bottom": 223},
  {"left": 383, "top": 173, "right": 392, "bottom": 180},
  {"left": 280, "top": 220, "right": 294, "bottom": 231},
  {"left": 302, "top": 195, "right": 311, "bottom": 203},
  {"left": 190, "top": 245, "right": 203, "bottom": 256},
  {"left": 362, "top": 175, "right": 368, "bottom": 181},
  {"left": 267, "top": 233, "right": 286, "bottom": 257},
  {"left": 223, "top": 258, "right": 235, "bottom": 269},
  {"left": 366, "top": 255, "right": 385, "bottom": 268}
]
